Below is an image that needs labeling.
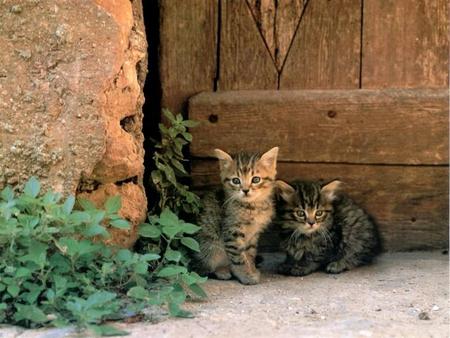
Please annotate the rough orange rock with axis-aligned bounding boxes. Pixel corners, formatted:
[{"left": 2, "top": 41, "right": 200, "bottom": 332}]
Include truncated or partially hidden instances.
[{"left": 0, "top": 1, "right": 148, "bottom": 248}]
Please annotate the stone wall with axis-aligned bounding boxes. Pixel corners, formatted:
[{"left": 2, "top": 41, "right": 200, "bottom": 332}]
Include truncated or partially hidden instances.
[{"left": 0, "top": 0, "right": 148, "bottom": 247}]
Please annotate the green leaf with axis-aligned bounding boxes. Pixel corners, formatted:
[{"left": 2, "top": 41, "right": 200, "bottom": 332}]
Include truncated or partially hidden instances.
[
  {"left": 24, "top": 176, "right": 40, "bottom": 198},
  {"left": 180, "top": 237, "right": 200, "bottom": 252},
  {"left": 127, "top": 286, "right": 149, "bottom": 300},
  {"left": 182, "top": 120, "right": 200, "bottom": 128},
  {"left": 161, "top": 225, "right": 182, "bottom": 240},
  {"left": 7, "top": 284, "right": 20, "bottom": 297},
  {"left": 165, "top": 166, "right": 177, "bottom": 185},
  {"left": 138, "top": 223, "right": 161, "bottom": 238},
  {"left": 170, "top": 284, "right": 186, "bottom": 304},
  {"left": 78, "top": 198, "right": 96, "bottom": 211},
  {"left": 15, "top": 267, "right": 32, "bottom": 278},
  {"left": 189, "top": 283, "right": 208, "bottom": 298},
  {"left": 110, "top": 219, "right": 130, "bottom": 229},
  {"left": 89, "top": 324, "right": 129, "bottom": 336},
  {"left": 90, "top": 210, "right": 106, "bottom": 225},
  {"left": 85, "top": 291, "right": 117, "bottom": 308},
  {"left": 14, "top": 304, "right": 48, "bottom": 323},
  {"left": 46, "top": 289, "right": 55, "bottom": 302},
  {"left": 141, "top": 253, "right": 160, "bottom": 261},
  {"left": 77, "top": 240, "right": 100, "bottom": 256},
  {"left": 85, "top": 224, "right": 108, "bottom": 237},
  {"left": 181, "top": 132, "right": 192, "bottom": 142},
  {"left": 168, "top": 302, "right": 193, "bottom": 318},
  {"left": 58, "top": 237, "right": 79, "bottom": 257},
  {"left": 159, "top": 208, "right": 179, "bottom": 226},
  {"left": 21, "top": 283, "right": 43, "bottom": 304},
  {"left": 62, "top": 196, "right": 75, "bottom": 214},
  {"left": 42, "top": 191, "right": 57, "bottom": 205},
  {"left": 19, "top": 242, "right": 48, "bottom": 267},
  {"left": 116, "top": 249, "right": 133, "bottom": 262},
  {"left": 181, "top": 222, "right": 201, "bottom": 234},
  {"left": 170, "top": 158, "right": 187, "bottom": 174},
  {"left": 133, "top": 261, "right": 148, "bottom": 274},
  {"left": 180, "top": 271, "right": 207, "bottom": 286},
  {"left": 157, "top": 265, "right": 187, "bottom": 278},
  {"left": 1, "top": 186, "right": 14, "bottom": 201},
  {"left": 69, "top": 211, "right": 90, "bottom": 224},
  {"left": 164, "top": 248, "right": 182, "bottom": 262},
  {"left": 104, "top": 196, "right": 121, "bottom": 214},
  {"left": 162, "top": 109, "right": 175, "bottom": 122},
  {"left": 151, "top": 170, "right": 163, "bottom": 184}
]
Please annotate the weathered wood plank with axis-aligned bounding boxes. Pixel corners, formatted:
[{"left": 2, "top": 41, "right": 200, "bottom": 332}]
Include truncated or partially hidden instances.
[
  {"left": 159, "top": 0, "right": 217, "bottom": 114},
  {"left": 280, "top": 0, "right": 361, "bottom": 89},
  {"left": 191, "top": 160, "right": 449, "bottom": 251},
  {"left": 362, "top": 0, "right": 449, "bottom": 88},
  {"left": 219, "top": 0, "right": 278, "bottom": 90},
  {"left": 246, "top": 0, "right": 306, "bottom": 70},
  {"left": 189, "top": 89, "right": 448, "bottom": 165}
]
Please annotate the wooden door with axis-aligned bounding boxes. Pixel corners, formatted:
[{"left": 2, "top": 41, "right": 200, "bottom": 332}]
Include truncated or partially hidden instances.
[{"left": 158, "top": 0, "right": 449, "bottom": 251}]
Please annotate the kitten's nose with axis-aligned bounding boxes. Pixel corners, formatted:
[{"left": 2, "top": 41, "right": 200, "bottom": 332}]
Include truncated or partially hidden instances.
[
  {"left": 307, "top": 220, "right": 315, "bottom": 226},
  {"left": 242, "top": 189, "right": 250, "bottom": 195}
]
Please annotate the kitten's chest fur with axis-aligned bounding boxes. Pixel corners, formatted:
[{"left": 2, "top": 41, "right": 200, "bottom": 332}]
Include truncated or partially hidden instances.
[
  {"left": 283, "top": 227, "right": 339, "bottom": 260},
  {"left": 223, "top": 198, "right": 274, "bottom": 241}
]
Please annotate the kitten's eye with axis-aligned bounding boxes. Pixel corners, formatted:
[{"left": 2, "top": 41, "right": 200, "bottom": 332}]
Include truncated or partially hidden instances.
[
  {"left": 251, "top": 176, "right": 261, "bottom": 184},
  {"left": 295, "top": 210, "right": 306, "bottom": 218},
  {"left": 315, "top": 210, "right": 324, "bottom": 217},
  {"left": 231, "top": 178, "right": 241, "bottom": 185}
]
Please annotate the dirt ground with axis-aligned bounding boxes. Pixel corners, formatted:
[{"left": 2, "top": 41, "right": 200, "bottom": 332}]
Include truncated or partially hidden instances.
[{"left": 2, "top": 251, "right": 448, "bottom": 338}]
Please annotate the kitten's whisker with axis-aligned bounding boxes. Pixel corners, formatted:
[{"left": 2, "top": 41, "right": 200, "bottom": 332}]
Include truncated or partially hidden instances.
[
  {"left": 289, "top": 228, "right": 302, "bottom": 247},
  {"left": 321, "top": 228, "right": 332, "bottom": 245}
]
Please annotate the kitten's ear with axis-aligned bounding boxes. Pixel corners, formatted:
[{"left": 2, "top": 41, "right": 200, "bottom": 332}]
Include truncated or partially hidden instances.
[
  {"left": 276, "top": 180, "right": 296, "bottom": 203},
  {"left": 258, "top": 146, "right": 279, "bottom": 171},
  {"left": 214, "top": 148, "right": 233, "bottom": 170},
  {"left": 321, "top": 179, "right": 342, "bottom": 200}
]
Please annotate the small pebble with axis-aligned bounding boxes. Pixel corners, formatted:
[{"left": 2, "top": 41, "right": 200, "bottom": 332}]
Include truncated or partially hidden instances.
[
  {"left": 432, "top": 305, "right": 439, "bottom": 311},
  {"left": 375, "top": 308, "right": 382, "bottom": 312},
  {"left": 418, "top": 311, "right": 430, "bottom": 320},
  {"left": 10, "top": 5, "right": 22, "bottom": 13}
]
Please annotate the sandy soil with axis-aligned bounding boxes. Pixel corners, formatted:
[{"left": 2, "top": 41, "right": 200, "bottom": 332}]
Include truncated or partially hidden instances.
[{"left": 3, "top": 251, "right": 449, "bottom": 338}]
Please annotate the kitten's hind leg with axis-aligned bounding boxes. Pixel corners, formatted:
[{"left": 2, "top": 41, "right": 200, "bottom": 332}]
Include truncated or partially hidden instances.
[
  {"left": 277, "top": 254, "right": 296, "bottom": 275},
  {"left": 326, "top": 251, "right": 374, "bottom": 274}
]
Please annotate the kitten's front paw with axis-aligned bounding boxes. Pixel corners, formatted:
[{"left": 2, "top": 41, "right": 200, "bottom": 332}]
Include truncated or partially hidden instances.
[
  {"left": 231, "top": 265, "right": 260, "bottom": 285},
  {"left": 289, "top": 265, "right": 314, "bottom": 277},
  {"left": 326, "top": 260, "right": 348, "bottom": 274},
  {"left": 214, "top": 266, "right": 232, "bottom": 280},
  {"left": 237, "top": 272, "right": 260, "bottom": 285},
  {"left": 277, "top": 263, "right": 294, "bottom": 275}
]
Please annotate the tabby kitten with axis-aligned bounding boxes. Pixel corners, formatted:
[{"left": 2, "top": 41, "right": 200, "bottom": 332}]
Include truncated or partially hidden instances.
[
  {"left": 192, "top": 147, "right": 279, "bottom": 285},
  {"left": 275, "top": 180, "right": 379, "bottom": 276}
]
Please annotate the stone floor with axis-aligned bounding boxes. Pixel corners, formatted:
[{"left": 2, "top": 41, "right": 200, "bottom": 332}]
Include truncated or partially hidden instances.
[{"left": 1, "top": 251, "right": 448, "bottom": 338}]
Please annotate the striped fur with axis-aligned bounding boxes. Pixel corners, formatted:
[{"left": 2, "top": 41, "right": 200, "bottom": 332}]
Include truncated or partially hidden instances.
[
  {"left": 192, "top": 147, "right": 278, "bottom": 285},
  {"left": 275, "top": 180, "right": 380, "bottom": 276}
]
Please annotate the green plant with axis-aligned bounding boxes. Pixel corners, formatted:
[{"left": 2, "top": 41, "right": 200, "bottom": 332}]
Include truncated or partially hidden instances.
[
  {"left": 151, "top": 109, "right": 201, "bottom": 214},
  {"left": 0, "top": 177, "right": 206, "bottom": 335}
]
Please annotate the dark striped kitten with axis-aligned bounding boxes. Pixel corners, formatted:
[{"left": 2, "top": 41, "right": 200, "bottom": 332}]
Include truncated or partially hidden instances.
[
  {"left": 192, "top": 147, "right": 279, "bottom": 285},
  {"left": 275, "top": 180, "right": 380, "bottom": 276}
]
